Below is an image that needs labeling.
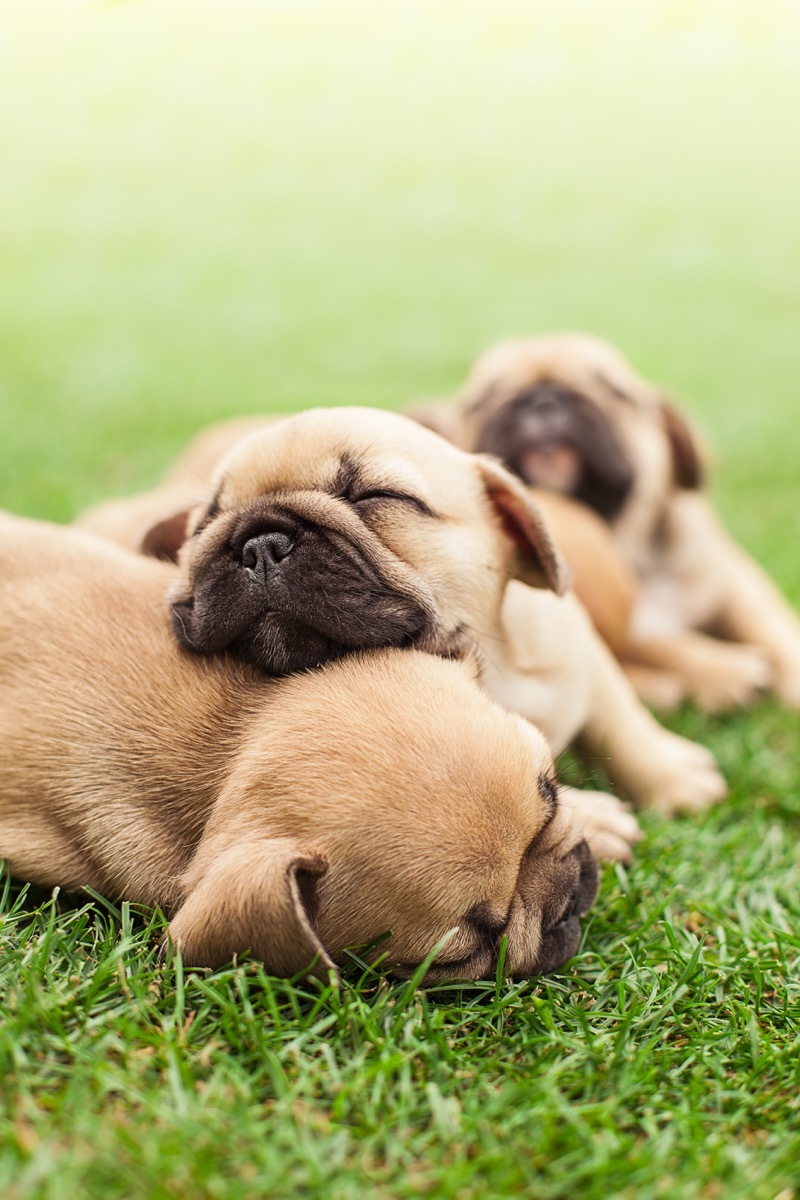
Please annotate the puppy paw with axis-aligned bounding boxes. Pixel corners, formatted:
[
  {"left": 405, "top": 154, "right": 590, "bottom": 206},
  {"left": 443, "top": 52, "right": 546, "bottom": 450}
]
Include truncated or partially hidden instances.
[
  {"left": 689, "top": 644, "right": 773, "bottom": 713},
  {"left": 558, "top": 786, "right": 643, "bottom": 864},
  {"left": 632, "top": 731, "right": 727, "bottom": 817}
]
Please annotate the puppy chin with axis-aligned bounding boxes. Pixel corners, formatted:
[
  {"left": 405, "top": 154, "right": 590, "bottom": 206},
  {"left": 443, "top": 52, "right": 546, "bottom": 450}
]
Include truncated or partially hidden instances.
[{"left": 170, "top": 594, "right": 437, "bottom": 676}]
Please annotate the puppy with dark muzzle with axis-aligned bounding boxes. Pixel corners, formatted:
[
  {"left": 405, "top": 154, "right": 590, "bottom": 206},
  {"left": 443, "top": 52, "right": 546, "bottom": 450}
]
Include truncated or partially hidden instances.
[
  {"left": 0, "top": 512, "right": 599, "bottom": 981},
  {"left": 79, "top": 406, "right": 723, "bottom": 822},
  {"left": 413, "top": 333, "right": 800, "bottom": 713}
]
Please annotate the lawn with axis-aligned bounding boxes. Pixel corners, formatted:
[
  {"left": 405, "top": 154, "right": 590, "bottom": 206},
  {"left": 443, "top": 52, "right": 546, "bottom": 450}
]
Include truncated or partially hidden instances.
[{"left": 1, "top": 2, "right": 799, "bottom": 1197}]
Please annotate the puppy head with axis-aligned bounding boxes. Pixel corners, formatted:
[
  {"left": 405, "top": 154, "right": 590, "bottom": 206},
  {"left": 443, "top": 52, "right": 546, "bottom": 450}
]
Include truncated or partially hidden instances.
[
  {"left": 165, "top": 407, "right": 567, "bottom": 675},
  {"left": 462, "top": 334, "right": 706, "bottom": 524},
  {"left": 168, "top": 651, "right": 598, "bottom": 982}
]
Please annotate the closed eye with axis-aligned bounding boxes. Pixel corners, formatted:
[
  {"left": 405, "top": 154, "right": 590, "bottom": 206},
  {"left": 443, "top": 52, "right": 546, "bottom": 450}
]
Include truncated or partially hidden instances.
[{"left": 349, "top": 488, "right": 437, "bottom": 517}]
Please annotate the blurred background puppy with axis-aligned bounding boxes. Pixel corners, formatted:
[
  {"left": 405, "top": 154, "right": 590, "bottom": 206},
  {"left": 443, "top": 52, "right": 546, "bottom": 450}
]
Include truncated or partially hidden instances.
[
  {"left": 0, "top": 511, "right": 608, "bottom": 982},
  {"left": 411, "top": 333, "right": 800, "bottom": 712}
]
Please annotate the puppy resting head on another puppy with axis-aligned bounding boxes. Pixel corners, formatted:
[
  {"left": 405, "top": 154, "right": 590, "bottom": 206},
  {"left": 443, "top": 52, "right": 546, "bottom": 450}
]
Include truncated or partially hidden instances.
[
  {"left": 0, "top": 514, "right": 595, "bottom": 982},
  {"left": 163, "top": 406, "right": 567, "bottom": 675}
]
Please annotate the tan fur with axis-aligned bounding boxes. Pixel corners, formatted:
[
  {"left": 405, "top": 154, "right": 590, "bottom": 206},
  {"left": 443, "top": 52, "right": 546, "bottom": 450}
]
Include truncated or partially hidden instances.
[
  {"left": 81, "top": 406, "right": 721, "bottom": 817},
  {"left": 0, "top": 512, "right": 607, "bottom": 981},
  {"left": 451, "top": 333, "right": 800, "bottom": 711}
]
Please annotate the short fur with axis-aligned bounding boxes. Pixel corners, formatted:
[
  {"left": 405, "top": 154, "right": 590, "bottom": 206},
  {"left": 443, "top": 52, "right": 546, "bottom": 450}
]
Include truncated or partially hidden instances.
[
  {"left": 434, "top": 333, "right": 800, "bottom": 711},
  {"left": 0, "top": 512, "right": 602, "bottom": 982},
  {"left": 82, "top": 407, "right": 724, "bottom": 818}
]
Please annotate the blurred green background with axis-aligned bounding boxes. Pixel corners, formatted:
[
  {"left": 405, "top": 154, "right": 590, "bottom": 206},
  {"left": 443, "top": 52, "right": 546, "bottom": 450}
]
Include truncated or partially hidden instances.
[{"left": 1, "top": 0, "right": 798, "bottom": 594}]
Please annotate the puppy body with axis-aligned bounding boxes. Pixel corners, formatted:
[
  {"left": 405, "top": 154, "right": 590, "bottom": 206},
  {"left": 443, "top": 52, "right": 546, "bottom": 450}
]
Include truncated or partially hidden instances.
[
  {"left": 91, "top": 406, "right": 721, "bottom": 817},
  {"left": 456, "top": 334, "right": 800, "bottom": 710},
  {"left": 0, "top": 512, "right": 603, "bottom": 981}
]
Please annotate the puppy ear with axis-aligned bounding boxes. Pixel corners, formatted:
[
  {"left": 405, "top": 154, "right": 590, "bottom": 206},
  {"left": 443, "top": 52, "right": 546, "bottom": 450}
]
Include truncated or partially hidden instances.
[
  {"left": 476, "top": 456, "right": 569, "bottom": 594},
  {"left": 167, "top": 837, "right": 337, "bottom": 980},
  {"left": 660, "top": 399, "right": 706, "bottom": 490},
  {"left": 405, "top": 399, "right": 467, "bottom": 448},
  {"left": 140, "top": 510, "right": 192, "bottom": 562}
]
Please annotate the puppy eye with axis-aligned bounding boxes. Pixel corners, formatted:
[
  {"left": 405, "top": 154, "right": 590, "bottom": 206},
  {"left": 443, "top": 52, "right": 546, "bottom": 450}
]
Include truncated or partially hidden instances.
[
  {"left": 349, "top": 489, "right": 436, "bottom": 517},
  {"left": 351, "top": 489, "right": 413, "bottom": 505}
]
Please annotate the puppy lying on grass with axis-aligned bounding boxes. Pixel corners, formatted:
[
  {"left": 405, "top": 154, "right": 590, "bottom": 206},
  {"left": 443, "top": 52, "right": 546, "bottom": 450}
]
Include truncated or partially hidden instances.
[
  {"left": 0, "top": 512, "right": 604, "bottom": 981},
  {"left": 416, "top": 333, "right": 800, "bottom": 713},
  {"left": 78, "top": 406, "right": 724, "bottom": 818}
]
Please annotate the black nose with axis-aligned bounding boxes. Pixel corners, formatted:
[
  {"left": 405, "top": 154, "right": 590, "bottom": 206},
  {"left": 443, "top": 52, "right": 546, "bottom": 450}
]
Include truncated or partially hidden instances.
[{"left": 241, "top": 532, "right": 295, "bottom": 577}]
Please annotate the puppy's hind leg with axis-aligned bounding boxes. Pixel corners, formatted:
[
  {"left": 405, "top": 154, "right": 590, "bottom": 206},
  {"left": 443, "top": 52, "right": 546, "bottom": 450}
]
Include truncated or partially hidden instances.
[
  {"left": 623, "top": 632, "right": 773, "bottom": 714},
  {"left": 712, "top": 540, "right": 800, "bottom": 708},
  {"left": 620, "top": 662, "right": 688, "bottom": 712}
]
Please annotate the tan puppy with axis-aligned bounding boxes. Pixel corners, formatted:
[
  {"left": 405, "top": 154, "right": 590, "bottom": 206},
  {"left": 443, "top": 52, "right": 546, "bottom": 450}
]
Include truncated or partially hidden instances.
[
  {"left": 448, "top": 336, "right": 800, "bottom": 710},
  {"left": 83, "top": 407, "right": 724, "bottom": 817},
  {"left": 432, "top": 333, "right": 800, "bottom": 712},
  {"left": 0, "top": 512, "right": 603, "bottom": 981}
]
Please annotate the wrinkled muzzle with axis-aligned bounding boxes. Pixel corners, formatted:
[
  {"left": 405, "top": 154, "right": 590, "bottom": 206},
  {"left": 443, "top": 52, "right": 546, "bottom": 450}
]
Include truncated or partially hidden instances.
[
  {"left": 474, "top": 383, "right": 635, "bottom": 522},
  {"left": 170, "top": 500, "right": 438, "bottom": 675}
]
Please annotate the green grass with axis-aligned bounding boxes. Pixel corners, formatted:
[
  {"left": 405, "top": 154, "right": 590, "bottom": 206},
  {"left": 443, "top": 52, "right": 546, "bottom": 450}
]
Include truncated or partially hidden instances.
[{"left": 1, "top": 2, "right": 799, "bottom": 1196}]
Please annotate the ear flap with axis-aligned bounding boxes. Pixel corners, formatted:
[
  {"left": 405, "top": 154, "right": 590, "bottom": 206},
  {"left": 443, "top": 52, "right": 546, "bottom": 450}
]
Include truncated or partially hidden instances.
[
  {"left": 405, "top": 400, "right": 468, "bottom": 448},
  {"left": 140, "top": 510, "right": 191, "bottom": 562},
  {"left": 166, "top": 837, "right": 337, "bottom": 980},
  {"left": 661, "top": 400, "right": 706, "bottom": 490},
  {"left": 475, "top": 455, "right": 570, "bottom": 594}
]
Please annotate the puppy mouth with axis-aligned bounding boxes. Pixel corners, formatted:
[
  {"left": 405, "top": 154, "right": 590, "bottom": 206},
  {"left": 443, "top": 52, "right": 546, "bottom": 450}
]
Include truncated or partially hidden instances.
[
  {"left": 170, "top": 590, "right": 435, "bottom": 675},
  {"left": 516, "top": 442, "right": 583, "bottom": 492}
]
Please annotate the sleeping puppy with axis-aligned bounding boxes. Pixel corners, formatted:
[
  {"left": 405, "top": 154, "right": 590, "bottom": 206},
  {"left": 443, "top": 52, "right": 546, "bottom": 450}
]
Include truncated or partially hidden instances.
[
  {"left": 90, "top": 406, "right": 725, "bottom": 817},
  {"left": 441, "top": 333, "right": 800, "bottom": 712},
  {"left": 0, "top": 512, "right": 600, "bottom": 981}
]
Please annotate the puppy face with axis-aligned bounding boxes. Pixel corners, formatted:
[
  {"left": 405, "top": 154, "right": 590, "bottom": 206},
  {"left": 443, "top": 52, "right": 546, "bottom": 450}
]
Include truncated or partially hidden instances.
[
  {"left": 172, "top": 653, "right": 598, "bottom": 981},
  {"left": 167, "top": 407, "right": 566, "bottom": 675},
  {"left": 462, "top": 334, "right": 705, "bottom": 527},
  {"left": 472, "top": 380, "right": 635, "bottom": 520}
]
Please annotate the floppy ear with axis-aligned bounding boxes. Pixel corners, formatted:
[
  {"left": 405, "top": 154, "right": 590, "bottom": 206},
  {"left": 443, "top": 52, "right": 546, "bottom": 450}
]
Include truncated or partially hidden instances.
[
  {"left": 405, "top": 399, "right": 467, "bottom": 448},
  {"left": 140, "top": 510, "right": 192, "bottom": 562},
  {"left": 166, "top": 837, "right": 337, "bottom": 980},
  {"left": 660, "top": 400, "right": 706, "bottom": 490},
  {"left": 475, "top": 455, "right": 569, "bottom": 594}
]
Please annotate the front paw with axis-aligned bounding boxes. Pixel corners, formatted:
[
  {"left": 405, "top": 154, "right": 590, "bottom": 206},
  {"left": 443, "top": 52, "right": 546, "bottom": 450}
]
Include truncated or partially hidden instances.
[
  {"left": 632, "top": 732, "right": 727, "bottom": 817},
  {"left": 558, "top": 787, "right": 643, "bottom": 864}
]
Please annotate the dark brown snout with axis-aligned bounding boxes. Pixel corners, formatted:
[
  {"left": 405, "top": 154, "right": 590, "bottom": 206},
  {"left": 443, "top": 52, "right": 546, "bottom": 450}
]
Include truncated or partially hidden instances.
[
  {"left": 474, "top": 381, "right": 635, "bottom": 522},
  {"left": 171, "top": 498, "right": 436, "bottom": 675},
  {"left": 525, "top": 838, "right": 598, "bottom": 976},
  {"left": 397, "top": 836, "right": 599, "bottom": 985}
]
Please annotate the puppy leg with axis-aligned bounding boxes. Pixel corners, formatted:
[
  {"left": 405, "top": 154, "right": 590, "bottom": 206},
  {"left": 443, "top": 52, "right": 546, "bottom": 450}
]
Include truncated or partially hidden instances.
[
  {"left": 558, "top": 786, "right": 642, "bottom": 865},
  {"left": 620, "top": 662, "right": 688, "bottom": 711},
  {"left": 650, "top": 493, "right": 800, "bottom": 707},
  {"left": 711, "top": 543, "right": 800, "bottom": 708},
  {"left": 623, "top": 632, "right": 773, "bottom": 714},
  {"left": 579, "top": 629, "right": 727, "bottom": 817}
]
